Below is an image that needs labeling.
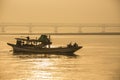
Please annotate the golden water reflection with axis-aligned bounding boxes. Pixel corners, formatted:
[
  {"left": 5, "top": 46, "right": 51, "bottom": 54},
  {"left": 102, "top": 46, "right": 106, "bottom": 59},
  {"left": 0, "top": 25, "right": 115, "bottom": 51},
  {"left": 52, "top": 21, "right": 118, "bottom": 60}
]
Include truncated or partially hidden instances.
[{"left": 24, "top": 57, "right": 62, "bottom": 80}]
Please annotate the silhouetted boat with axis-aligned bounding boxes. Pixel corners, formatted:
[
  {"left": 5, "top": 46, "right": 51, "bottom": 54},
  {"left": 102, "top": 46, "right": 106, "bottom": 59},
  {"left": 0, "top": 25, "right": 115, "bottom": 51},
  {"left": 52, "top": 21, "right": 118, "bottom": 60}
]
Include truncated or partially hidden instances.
[{"left": 7, "top": 35, "right": 82, "bottom": 55}]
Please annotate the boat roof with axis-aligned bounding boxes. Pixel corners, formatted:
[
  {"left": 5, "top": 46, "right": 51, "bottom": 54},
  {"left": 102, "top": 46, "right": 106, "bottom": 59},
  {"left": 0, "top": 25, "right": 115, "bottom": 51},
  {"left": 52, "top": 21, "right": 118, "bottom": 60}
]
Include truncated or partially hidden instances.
[{"left": 15, "top": 38, "right": 40, "bottom": 42}]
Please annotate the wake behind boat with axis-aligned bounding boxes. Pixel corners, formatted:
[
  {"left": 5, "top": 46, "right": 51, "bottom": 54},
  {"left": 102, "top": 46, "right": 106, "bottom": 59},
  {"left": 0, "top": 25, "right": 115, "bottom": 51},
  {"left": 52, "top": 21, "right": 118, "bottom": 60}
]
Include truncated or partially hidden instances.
[{"left": 7, "top": 35, "right": 82, "bottom": 55}]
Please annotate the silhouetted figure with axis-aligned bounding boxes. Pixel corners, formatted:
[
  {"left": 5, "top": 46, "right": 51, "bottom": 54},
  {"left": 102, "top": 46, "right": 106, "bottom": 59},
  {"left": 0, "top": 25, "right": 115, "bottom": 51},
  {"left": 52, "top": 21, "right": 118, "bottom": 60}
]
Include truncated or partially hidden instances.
[
  {"left": 16, "top": 40, "right": 22, "bottom": 46},
  {"left": 67, "top": 42, "right": 72, "bottom": 47},
  {"left": 22, "top": 41, "right": 24, "bottom": 46},
  {"left": 26, "top": 36, "right": 30, "bottom": 40},
  {"left": 73, "top": 43, "right": 78, "bottom": 47}
]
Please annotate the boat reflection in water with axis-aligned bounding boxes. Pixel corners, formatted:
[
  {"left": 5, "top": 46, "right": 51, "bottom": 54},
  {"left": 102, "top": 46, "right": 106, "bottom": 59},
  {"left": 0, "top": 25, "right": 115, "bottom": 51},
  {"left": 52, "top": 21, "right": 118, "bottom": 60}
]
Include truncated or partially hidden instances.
[
  {"left": 12, "top": 53, "right": 79, "bottom": 80},
  {"left": 14, "top": 53, "right": 79, "bottom": 58}
]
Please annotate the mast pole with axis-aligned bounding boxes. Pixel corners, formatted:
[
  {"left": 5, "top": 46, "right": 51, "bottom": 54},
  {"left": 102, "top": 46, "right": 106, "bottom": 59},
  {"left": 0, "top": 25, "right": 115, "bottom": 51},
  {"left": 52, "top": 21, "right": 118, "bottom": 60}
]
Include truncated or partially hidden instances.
[{"left": 48, "top": 34, "right": 51, "bottom": 48}]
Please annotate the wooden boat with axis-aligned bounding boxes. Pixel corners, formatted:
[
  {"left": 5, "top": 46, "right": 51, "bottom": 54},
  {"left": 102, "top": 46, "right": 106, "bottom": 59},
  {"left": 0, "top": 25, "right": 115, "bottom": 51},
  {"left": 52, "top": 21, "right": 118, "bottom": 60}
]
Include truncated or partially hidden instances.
[{"left": 7, "top": 35, "right": 82, "bottom": 55}]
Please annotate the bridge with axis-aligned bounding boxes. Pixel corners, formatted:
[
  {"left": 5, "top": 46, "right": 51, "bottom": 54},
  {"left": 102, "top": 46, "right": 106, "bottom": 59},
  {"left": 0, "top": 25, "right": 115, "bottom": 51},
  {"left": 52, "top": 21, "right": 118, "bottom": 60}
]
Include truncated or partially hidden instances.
[{"left": 0, "top": 23, "right": 120, "bottom": 35}]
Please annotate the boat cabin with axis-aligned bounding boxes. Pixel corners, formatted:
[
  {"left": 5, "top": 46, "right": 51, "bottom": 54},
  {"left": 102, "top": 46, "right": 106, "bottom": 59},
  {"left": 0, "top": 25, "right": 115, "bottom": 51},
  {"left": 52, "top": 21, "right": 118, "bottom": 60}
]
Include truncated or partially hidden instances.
[{"left": 15, "top": 35, "right": 52, "bottom": 48}]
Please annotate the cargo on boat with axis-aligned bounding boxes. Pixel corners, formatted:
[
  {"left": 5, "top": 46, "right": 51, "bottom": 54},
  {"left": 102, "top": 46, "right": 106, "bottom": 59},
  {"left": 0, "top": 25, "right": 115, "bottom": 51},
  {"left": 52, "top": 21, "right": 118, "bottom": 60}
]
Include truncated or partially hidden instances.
[{"left": 7, "top": 35, "right": 82, "bottom": 55}]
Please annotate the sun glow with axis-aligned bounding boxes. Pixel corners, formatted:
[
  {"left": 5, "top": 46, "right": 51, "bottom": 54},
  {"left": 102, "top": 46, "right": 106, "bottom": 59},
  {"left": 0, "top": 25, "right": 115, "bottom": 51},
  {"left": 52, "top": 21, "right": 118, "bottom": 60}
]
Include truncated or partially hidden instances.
[
  {"left": 35, "top": 59, "right": 53, "bottom": 68},
  {"left": 27, "top": 59, "right": 58, "bottom": 80}
]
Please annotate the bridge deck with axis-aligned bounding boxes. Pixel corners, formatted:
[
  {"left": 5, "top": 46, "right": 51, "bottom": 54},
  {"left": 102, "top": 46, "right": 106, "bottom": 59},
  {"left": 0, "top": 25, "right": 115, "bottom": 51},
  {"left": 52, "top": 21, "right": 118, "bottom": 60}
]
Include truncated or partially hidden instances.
[
  {"left": 0, "top": 33, "right": 120, "bottom": 35},
  {"left": 0, "top": 23, "right": 120, "bottom": 35}
]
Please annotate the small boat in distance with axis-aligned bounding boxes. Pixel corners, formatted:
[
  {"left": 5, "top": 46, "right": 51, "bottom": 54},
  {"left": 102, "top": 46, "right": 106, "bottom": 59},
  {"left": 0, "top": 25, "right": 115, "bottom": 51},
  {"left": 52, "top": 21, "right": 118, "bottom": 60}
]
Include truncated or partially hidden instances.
[{"left": 7, "top": 35, "right": 82, "bottom": 55}]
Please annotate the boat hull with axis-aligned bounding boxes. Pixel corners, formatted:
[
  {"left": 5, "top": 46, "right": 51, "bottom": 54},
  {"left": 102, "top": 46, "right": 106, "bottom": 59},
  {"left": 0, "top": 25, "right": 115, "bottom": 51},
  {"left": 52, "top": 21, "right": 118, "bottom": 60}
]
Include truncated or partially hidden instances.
[{"left": 7, "top": 43, "right": 82, "bottom": 55}]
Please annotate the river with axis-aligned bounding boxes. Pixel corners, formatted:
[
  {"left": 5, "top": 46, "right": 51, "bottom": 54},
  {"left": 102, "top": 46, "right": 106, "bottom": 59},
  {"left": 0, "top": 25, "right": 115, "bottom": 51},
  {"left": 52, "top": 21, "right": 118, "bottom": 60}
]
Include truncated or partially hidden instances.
[{"left": 0, "top": 35, "right": 120, "bottom": 80}]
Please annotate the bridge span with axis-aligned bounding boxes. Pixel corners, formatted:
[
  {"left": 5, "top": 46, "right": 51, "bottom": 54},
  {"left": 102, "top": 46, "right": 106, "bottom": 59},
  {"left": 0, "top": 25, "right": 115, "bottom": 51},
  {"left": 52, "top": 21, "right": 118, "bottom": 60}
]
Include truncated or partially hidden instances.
[{"left": 0, "top": 23, "right": 120, "bottom": 35}]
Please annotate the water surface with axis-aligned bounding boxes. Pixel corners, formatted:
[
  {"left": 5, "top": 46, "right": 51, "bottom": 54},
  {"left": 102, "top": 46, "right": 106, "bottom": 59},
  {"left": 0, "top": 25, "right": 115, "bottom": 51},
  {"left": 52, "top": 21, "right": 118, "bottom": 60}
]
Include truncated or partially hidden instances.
[{"left": 0, "top": 35, "right": 120, "bottom": 80}]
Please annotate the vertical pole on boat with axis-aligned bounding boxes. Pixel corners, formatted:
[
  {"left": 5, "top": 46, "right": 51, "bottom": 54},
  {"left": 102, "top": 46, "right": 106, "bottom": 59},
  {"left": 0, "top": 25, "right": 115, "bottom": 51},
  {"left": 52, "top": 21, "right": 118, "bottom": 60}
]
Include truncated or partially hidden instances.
[
  {"left": 48, "top": 34, "right": 51, "bottom": 48},
  {"left": 34, "top": 37, "right": 37, "bottom": 46}
]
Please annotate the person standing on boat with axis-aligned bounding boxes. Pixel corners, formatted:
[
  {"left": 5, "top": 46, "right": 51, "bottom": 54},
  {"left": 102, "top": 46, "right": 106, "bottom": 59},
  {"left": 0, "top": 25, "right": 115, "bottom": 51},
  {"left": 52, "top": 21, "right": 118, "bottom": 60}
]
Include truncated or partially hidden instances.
[
  {"left": 67, "top": 42, "right": 72, "bottom": 48},
  {"left": 26, "top": 36, "right": 30, "bottom": 45},
  {"left": 26, "top": 36, "right": 30, "bottom": 40},
  {"left": 16, "top": 40, "right": 22, "bottom": 46},
  {"left": 73, "top": 43, "right": 78, "bottom": 47}
]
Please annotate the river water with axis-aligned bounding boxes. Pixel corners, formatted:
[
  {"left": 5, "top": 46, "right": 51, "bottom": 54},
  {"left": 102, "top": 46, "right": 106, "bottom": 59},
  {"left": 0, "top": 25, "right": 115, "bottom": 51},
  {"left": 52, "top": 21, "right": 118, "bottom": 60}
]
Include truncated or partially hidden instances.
[{"left": 0, "top": 35, "right": 120, "bottom": 80}]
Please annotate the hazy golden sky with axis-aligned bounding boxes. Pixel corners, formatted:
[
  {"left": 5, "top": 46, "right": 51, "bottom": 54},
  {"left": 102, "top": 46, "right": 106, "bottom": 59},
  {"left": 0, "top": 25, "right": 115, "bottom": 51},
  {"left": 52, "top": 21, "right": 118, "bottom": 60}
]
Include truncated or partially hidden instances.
[{"left": 0, "top": 0, "right": 120, "bottom": 23}]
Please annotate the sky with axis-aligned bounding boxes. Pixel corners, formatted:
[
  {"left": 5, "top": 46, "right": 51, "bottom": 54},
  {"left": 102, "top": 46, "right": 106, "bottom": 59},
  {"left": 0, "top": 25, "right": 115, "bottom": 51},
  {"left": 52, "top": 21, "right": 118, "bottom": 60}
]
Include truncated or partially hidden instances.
[{"left": 0, "top": 0, "right": 120, "bottom": 23}]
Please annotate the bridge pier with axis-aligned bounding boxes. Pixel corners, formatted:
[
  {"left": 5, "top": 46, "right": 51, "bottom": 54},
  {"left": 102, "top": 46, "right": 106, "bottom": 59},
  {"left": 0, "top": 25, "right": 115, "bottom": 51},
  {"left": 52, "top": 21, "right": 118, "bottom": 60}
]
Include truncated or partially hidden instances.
[
  {"left": 54, "top": 26, "right": 58, "bottom": 33},
  {"left": 28, "top": 24, "right": 32, "bottom": 33},
  {"left": 78, "top": 26, "right": 82, "bottom": 33},
  {"left": 101, "top": 24, "right": 106, "bottom": 33},
  {"left": 1, "top": 26, "right": 5, "bottom": 33}
]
